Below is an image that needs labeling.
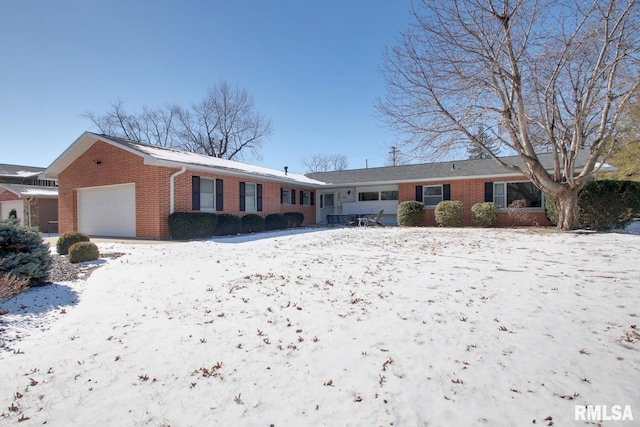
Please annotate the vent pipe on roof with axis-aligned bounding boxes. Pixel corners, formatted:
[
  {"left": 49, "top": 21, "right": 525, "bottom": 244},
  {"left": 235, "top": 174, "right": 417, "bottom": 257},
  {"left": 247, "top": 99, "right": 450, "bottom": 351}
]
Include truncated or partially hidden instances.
[
  {"left": 451, "top": 163, "right": 455, "bottom": 170},
  {"left": 284, "top": 166, "right": 288, "bottom": 175}
]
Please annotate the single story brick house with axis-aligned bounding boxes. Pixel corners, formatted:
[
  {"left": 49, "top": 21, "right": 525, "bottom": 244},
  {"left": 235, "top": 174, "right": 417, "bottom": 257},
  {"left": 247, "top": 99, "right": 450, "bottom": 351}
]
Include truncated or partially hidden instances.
[
  {"left": 44, "top": 132, "right": 605, "bottom": 239},
  {"left": 44, "top": 132, "right": 323, "bottom": 239},
  {"left": 307, "top": 150, "right": 603, "bottom": 227},
  {"left": 0, "top": 163, "right": 58, "bottom": 232}
]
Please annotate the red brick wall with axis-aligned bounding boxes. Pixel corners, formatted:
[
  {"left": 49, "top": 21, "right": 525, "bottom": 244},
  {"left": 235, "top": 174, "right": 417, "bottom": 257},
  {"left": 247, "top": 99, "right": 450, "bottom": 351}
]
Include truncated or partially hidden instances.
[
  {"left": 173, "top": 173, "right": 316, "bottom": 224},
  {"left": 0, "top": 190, "right": 20, "bottom": 202},
  {"left": 399, "top": 177, "right": 552, "bottom": 227},
  {"left": 58, "top": 140, "right": 317, "bottom": 239}
]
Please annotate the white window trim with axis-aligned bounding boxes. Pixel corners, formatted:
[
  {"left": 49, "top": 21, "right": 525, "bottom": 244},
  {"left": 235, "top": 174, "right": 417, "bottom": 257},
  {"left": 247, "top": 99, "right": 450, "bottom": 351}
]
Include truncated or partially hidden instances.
[
  {"left": 200, "top": 177, "right": 216, "bottom": 212},
  {"left": 494, "top": 181, "right": 544, "bottom": 210},
  {"left": 244, "top": 182, "right": 258, "bottom": 213},
  {"left": 423, "top": 184, "right": 443, "bottom": 208},
  {"left": 282, "top": 188, "right": 292, "bottom": 205}
]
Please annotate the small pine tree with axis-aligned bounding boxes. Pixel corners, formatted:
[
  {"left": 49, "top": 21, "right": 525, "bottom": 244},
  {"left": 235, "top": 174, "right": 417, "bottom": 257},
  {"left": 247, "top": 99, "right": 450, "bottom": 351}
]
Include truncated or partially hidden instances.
[{"left": 0, "top": 219, "right": 52, "bottom": 285}]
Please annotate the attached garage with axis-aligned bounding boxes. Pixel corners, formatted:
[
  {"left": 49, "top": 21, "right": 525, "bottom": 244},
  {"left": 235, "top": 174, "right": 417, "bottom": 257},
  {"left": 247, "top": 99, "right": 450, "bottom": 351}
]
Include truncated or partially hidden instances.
[{"left": 78, "top": 183, "right": 136, "bottom": 237}]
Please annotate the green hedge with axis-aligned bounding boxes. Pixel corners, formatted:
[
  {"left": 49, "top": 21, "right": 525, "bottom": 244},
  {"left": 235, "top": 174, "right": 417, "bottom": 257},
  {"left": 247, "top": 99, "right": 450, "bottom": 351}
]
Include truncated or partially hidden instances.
[
  {"left": 579, "top": 180, "right": 640, "bottom": 230},
  {"left": 265, "top": 213, "right": 289, "bottom": 231},
  {"left": 435, "top": 200, "right": 464, "bottom": 227},
  {"left": 241, "top": 214, "right": 265, "bottom": 233},
  {"left": 397, "top": 201, "right": 425, "bottom": 227},
  {"left": 283, "top": 212, "right": 304, "bottom": 228},
  {"left": 471, "top": 202, "right": 499, "bottom": 227},
  {"left": 168, "top": 212, "right": 218, "bottom": 240},
  {"left": 214, "top": 214, "right": 242, "bottom": 236},
  {"left": 56, "top": 232, "right": 90, "bottom": 255},
  {"left": 68, "top": 241, "right": 100, "bottom": 263}
]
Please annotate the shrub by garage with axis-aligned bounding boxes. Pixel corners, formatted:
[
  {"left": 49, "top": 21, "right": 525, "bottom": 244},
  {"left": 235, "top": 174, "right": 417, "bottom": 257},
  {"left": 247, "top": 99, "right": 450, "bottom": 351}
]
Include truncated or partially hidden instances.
[
  {"left": 56, "top": 232, "right": 91, "bottom": 255},
  {"left": 68, "top": 241, "right": 100, "bottom": 263}
]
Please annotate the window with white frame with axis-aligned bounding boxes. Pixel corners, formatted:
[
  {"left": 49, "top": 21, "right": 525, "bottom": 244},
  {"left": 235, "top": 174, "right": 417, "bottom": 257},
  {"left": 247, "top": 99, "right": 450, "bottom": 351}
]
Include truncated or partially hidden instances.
[
  {"left": 200, "top": 178, "right": 215, "bottom": 211},
  {"left": 282, "top": 189, "right": 292, "bottom": 205},
  {"left": 244, "top": 183, "right": 257, "bottom": 212},
  {"left": 301, "top": 191, "right": 311, "bottom": 205},
  {"left": 358, "top": 191, "right": 379, "bottom": 201},
  {"left": 494, "top": 182, "right": 542, "bottom": 208},
  {"left": 423, "top": 185, "right": 443, "bottom": 207}
]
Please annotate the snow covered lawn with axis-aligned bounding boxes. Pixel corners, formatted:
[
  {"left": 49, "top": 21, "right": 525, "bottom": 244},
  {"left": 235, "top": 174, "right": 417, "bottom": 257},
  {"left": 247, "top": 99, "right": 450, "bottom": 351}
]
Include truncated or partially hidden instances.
[{"left": 1, "top": 226, "right": 639, "bottom": 426}]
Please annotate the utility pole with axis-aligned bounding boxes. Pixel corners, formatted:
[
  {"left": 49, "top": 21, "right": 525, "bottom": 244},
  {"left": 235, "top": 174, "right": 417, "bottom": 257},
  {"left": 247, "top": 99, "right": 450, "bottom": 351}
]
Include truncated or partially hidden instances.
[{"left": 389, "top": 146, "right": 399, "bottom": 166}]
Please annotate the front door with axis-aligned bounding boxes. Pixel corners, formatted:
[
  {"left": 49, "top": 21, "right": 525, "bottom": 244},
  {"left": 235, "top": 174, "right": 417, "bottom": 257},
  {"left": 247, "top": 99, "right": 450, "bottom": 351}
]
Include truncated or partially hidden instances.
[{"left": 322, "top": 193, "right": 335, "bottom": 223}]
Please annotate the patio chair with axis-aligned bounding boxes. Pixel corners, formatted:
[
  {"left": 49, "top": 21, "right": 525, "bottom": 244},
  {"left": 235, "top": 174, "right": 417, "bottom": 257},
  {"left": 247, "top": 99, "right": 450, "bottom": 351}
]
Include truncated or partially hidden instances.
[{"left": 358, "top": 209, "right": 384, "bottom": 227}]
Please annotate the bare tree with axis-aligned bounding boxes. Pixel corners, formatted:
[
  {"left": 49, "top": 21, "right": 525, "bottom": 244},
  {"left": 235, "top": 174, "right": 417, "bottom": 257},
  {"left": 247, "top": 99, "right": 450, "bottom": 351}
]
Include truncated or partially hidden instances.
[
  {"left": 303, "top": 154, "right": 348, "bottom": 172},
  {"left": 83, "top": 81, "right": 272, "bottom": 161},
  {"left": 174, "top": 82, "right": 272, "bottom": 160},
  {"left": 83, "top": 100, "right": 178, "bottom": 148},
  {"left": 378, "top": 0, "right": 639, "bottom": 230}
]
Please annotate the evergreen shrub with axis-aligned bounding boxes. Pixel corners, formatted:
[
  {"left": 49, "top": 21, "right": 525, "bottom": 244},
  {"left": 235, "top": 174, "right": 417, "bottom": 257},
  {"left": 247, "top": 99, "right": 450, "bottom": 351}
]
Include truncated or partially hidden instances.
[
  {"left": 0, "top": 219, "right": 52, "bottom": 285},
  {"left": 68, "top": 241, "right": 100, "bottom": 263},
  {"left": 265, "top": 213, "right": 289, "bottom": 231},
  {"left": 241, "top": 214, "right": 265, "bottom": 234},
  {"left": 168, "top": 212, "right": 218, "bottom": 240},
  {"left": 434, "top": 200, "right": 464, "bottom": 227},
  {"left": 56, "top": 232, "right": 90, "bottom": 255},
  {"left": 397, "top": 201, "right": 425, "bottom": 227},
  {"left": 471, "top": 202, "right": 499, "bottom": 227},
  {"left": 283, "top": 212, "right": 304, "bottom": 228},
  {"left": 579, "top": 180, "right": 640, "bottom": 230},
  {"left": 214, "top": 214, "right": 242, "bottom": 236}
]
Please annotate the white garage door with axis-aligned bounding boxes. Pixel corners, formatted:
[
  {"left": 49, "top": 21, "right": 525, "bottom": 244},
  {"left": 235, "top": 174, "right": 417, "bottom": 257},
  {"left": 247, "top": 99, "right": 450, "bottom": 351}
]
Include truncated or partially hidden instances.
[
  {"left": 78, "top": 184, "right": 136, "bottom": 237},
  {"left": 1, "top": 200, "right": 24, "bottom": 225}
]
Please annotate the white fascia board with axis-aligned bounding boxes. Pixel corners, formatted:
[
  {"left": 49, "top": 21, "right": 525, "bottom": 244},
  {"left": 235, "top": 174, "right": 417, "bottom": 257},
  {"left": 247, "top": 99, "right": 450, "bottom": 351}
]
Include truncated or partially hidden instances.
[{"left": 151, "top": 159, "right": 327, "bottom": 188}]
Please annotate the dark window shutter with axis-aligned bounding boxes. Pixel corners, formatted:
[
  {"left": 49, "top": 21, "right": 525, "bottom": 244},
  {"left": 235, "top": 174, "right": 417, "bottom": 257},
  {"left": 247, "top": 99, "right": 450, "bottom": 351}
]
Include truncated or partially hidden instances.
[
  {"left": 310, "top": 192, "right": 315, "bottom": 206},
  {"left": 484, "top": 182, "right": 493, "bottom": 202},
  {"left": 443, "top": 184, "right": 451, "bottom": 201},
  {"left": 239, "top": 182, "right": 246, "bottom": 211},
  {"left": 300, "top": 190, "right": 304, "bottom": 205},
  {"left": 415, "top": 185, "right": 423, "bottom": 202},
  {"left": 257, "top": 184, "right": 263, "bottom": 211},
  {"left": 291, "top": 189, "right": 296, "bottom": 205},
  {"left": 192, "top": 176, "right": 200, "bottom": 210},
  {"left": 280, "top": 188, "right": 284, "bottom": 204},
  {"left": 320, "top": 194, "right": 323, "bottom": 208},
  {"left": 215, "top": 179, "right": 224, "bottom": 211}
]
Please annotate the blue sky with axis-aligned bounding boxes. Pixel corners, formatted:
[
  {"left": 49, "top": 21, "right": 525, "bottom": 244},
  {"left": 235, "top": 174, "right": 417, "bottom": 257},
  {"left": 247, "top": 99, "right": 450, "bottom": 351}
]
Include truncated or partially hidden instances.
[{"left": 1, "top": 1, "right": 413, "bottom": 173}]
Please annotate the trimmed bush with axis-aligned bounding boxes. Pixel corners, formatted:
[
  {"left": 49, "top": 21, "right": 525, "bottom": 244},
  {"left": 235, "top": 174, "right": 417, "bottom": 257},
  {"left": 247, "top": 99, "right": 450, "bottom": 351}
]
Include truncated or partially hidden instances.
[
  {"left": 168, "top": 212, "right": 218, "bottom": 240},
  {"left": 265, "top": 213, "right": 289, "bottom": 231},
  {"left": 214, "top": 214, "right": 242, "bottom": 236},
  {"left": 241, "top": 214, "right": 265, "bottom": 234},
  {"left": 68, "top": 241, "right": 100, "bottom": 263},
  {"left": 0, "top": 219, "right": 52, "bottom": 285},
  {"left": 434, "top": 200, "right": 464, "bottom": 227},
  {"left": 56, "top": 232, "right": 90, "bottom": 255},
  {"left": 579, "top": 180, "right": 640, "bottom": 230},
  {"left": 397, "top": 201, "right": 425, "bottom": 227},
  {"left": 471, "top": 202, "right": 499, "bottom": 227},
  {"left": 283, "top": 212, "right": 304, "bottom": 228}
]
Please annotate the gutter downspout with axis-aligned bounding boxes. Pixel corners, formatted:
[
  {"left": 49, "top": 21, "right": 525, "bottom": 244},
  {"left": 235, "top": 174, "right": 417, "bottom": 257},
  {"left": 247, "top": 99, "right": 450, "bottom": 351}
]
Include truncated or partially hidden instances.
[
  {"left": 170, "top": 167, "right": 187, "bottom": 215},
  {"left": 27, "top": 197, "right": 33, "bottom": 228}
]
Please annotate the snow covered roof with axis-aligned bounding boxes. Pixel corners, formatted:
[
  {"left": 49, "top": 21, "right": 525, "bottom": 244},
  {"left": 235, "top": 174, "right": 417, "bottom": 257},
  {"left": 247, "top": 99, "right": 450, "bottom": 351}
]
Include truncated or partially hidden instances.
[
  {"left": 0, "top": 163, "right": 45, "bottom": 179},
  {"left": 44, "top": 132, "right": 326, "bottom": 186},
  {"left": 0, "top": 183, "right": 58, "bottom": 199}
]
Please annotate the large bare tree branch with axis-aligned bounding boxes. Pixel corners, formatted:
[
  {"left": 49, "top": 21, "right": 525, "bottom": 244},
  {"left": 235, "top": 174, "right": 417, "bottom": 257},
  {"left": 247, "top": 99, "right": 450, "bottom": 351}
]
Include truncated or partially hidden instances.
[{"left": 378, "top": 0, "right": 639, "bottom": 229}]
